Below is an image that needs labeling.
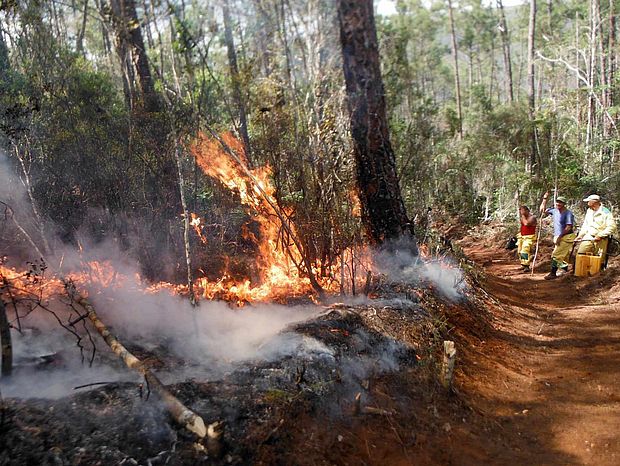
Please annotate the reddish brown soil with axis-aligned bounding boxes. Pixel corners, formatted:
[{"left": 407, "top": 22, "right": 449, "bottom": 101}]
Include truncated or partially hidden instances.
[
  {"left": 277, "top": 238, "right": 620, "bottom": 465},
  {"left": 447, "top": 238, "right": 620, "bottom": 465}
]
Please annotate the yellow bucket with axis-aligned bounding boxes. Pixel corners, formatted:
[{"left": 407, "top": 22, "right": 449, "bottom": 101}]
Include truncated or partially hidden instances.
[{"left": 574, "top": 254, "right": 603, "bottom": 277}]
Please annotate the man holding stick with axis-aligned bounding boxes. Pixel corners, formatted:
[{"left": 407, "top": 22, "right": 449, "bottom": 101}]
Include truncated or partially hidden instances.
[
  {"left": 517, "top": 205, "right": 537, "bottom": 272},
  {"left": 542, "top": 195, "right": 576, "bottom": 280}
]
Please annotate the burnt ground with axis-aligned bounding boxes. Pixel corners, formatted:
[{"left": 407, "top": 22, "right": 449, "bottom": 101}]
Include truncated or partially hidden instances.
[{"left": 2, "top": 229, "right": 620, "bottom": 465}]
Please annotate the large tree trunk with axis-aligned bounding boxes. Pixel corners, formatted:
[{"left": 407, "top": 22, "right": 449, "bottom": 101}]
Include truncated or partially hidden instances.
[
  {"left": 447, "top": 0, "right": 463, "bottom": 139},
  {"left": 109, "top": 0, "right": 160, "bottom": 112},
  {"left": 336, "top": 0, "right": 412, "bottom": 244}
]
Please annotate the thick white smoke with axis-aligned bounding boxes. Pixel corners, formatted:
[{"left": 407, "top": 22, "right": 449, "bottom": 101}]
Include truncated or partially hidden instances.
[{"left": 371, "top": 236, "right": 465, "bottom": 300}]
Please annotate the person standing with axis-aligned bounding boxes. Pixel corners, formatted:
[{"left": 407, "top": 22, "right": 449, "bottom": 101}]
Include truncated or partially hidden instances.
[
  {"left": 517, "top": 205, "right": 537, "bottom": 271},
  {"left": 575, "top": 194, "right": 617, "bottom": 265},
  {"left": 543, "top": 196, "right": 576, "bottom": 280}
]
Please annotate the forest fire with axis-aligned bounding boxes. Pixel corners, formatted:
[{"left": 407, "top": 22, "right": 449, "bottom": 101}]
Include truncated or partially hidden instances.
[
  {"left": 1, "top": 133, "right": 371, "bottom": 306},
  {"left": 189, "top": 213, "right": 208, "bottom": 245},
  {"left": 189, "top": 132, "right": 369, "bottom": 304}
]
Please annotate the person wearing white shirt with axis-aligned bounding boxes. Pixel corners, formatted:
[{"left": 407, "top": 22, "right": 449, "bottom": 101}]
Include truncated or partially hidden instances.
[{"left": 576, "top": 194, "right": 618, "bottom": 262}]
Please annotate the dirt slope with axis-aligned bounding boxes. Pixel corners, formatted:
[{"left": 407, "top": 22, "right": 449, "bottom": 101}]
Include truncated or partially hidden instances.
[
  {"left": 450, "top": 238, "right": 620, "bottom": 465},
  {"left": 2, "top": 236, "right": 619, "bottom": 465}
]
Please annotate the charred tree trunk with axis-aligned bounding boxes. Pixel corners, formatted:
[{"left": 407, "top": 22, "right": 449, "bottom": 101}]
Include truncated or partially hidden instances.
[
  {"left": 0, "top": 298, "right": 12, "bottom": 377},
  {"left": 336, "top": 0, "right": 412, "bottom": 244},
  {"left": 109, "top": 0, "right": 160, "bottom": 112}
]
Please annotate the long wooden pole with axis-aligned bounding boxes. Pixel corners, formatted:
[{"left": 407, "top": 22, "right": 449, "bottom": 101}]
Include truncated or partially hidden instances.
[
  {"left": 530, "top": 191, "right": 549, "bottom": 274},
  {"left": 76, "top": 295, "right": 207, "bottom": 438}
]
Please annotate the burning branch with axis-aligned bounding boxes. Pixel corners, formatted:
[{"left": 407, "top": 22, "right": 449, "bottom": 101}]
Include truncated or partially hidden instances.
[{"left": 199, "top": 127, "right": 325, "bottom": 298}]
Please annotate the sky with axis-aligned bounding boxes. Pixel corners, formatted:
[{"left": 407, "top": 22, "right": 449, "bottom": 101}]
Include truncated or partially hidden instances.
[{"left": 377, "top": 0, "right": 528, "bottom": 16}]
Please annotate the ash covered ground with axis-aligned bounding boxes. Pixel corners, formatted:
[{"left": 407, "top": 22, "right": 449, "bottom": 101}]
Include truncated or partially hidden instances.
[{"left": 0, "top": 256, "right": 469, "bottom": 466}]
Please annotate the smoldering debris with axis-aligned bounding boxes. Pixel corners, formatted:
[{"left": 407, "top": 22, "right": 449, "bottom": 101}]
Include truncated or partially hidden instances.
[
  {"left": 1, "top": 326, "right": 138, "bottom": 399},
  {"left": 371, "top": 236, "right": 466, "bottom": 300}
]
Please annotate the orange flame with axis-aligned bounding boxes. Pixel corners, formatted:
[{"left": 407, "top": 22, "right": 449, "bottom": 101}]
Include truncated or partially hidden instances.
[
  {"left": 0, "top": 132, "right": 372, "bottom": 307},
  {"left": 190, "top": 132, "right": 325, "bottom": 302},
  {"left": 188, "top": 132, "right": 376, "bottom": 303},
  {"left": 190, "top": 213, "right": 208, "bottom": 244}
]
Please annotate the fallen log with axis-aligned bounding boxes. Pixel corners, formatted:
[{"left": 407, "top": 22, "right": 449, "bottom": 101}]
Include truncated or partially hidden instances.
[{"left": 76, "top": 296, "right": 207, "bottom": 438}]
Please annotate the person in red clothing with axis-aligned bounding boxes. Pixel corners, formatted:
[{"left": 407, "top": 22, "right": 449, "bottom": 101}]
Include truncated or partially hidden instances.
[{"left": 517, "top": 205, "right": 537, "bottom": 271}]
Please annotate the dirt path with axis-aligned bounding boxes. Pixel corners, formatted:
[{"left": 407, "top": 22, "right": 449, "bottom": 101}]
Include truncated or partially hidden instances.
[{"left": 453, "top": 241, "right": 620, "bottom": 465}]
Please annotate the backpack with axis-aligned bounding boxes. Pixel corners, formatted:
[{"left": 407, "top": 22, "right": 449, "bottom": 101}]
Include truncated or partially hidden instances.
[
  {"left": 505, "top": 236, "right": 518, "bottom": 250},
  {"left": 607, "top": 236, "right": 620, "bottom": 257}
]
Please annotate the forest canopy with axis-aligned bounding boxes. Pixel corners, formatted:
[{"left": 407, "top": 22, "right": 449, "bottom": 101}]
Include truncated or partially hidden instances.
[{"left": 0, "top": 0, "right": 618, "bottom": 281}]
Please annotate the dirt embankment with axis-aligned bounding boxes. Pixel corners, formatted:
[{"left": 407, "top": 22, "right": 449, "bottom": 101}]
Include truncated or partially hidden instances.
[
  {"left": 444, "top": 235, "right": 620, "bottom": 465},
  {"left": 292, "top": 234, "right": 620, "bottom": 466}
]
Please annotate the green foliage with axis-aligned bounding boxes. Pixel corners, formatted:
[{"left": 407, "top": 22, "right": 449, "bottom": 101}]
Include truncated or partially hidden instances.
[{"left": 2, "top": 0, "right": 620, "bottom": 283}]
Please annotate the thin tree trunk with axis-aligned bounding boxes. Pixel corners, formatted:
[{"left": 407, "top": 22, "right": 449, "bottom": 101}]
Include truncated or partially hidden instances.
[
  {"left": 223, "top": 0, "right": 252, "bottom": 164},
  {"left": 576, "top": 11, "right": 582, "bottom": 145},
  {"left": 609, "top": 0, "right": 617, "bottom": 170},
  {"left": 488, "top": 41, "right": 496, "bottom": 101},
  {"left": 527, "top": 0, "right": 538, "bottom": 174},
  {"left": 76, "top": 0, "right": 89, "bottom": 55},
  {"left": 141, "top": 0, "right": 154, "bottom": 48},
  {"left": 586, "top": 0, "right": 597, "bottom": 156},
  {"left": 251, "top": 0, "right": 274, "bottom": 76},
  {"left": 0, "top": 298, "right": 12, "bottom": 377},
  {"left": 173, "top": 138, "right": 196, "bottom": 306},
  {"left": 597, "top": 0, "right": 609, "bottom": 174},
  {"left": 13, "top": 142, "right": 51, "bottom": 256},
  {"left": 146, "top": 0, "right": 165, "bottom": 76},
  {"left": 447, "top": 0, "right": 463, "bottom": 139}
]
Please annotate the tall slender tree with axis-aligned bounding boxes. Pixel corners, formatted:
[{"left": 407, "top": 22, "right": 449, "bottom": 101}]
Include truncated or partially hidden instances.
[
  {"left": 447, "top": 0, "right": 463, "bottom": 138},
  {"left": 527, "top": 0, "right": 538, "bottom": 173},
  {"left": 497, "top": 0, "right": 514, "bottom": 102},
  {"left": 223, "top": 0, "right": 252, "bottom": 164}
]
